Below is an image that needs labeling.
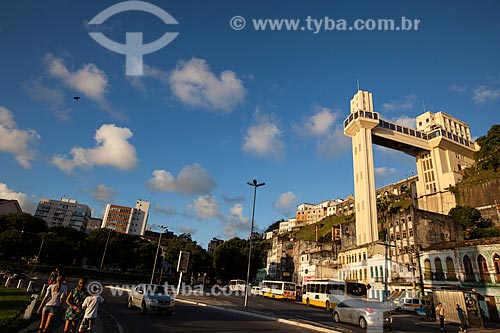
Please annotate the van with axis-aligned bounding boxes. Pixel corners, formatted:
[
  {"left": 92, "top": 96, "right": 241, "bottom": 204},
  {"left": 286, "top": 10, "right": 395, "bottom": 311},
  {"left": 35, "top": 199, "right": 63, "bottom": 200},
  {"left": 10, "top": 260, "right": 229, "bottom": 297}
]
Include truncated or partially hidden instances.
[{"left": 398, "top": 298, "right": 429, "bottom": 312}]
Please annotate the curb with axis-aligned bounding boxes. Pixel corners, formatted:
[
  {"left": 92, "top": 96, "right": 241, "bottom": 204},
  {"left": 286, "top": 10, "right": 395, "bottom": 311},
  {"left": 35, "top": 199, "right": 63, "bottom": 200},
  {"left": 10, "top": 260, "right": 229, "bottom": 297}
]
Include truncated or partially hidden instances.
[{"left": 176, "top": 298, "right": 342, "bottom": 333}]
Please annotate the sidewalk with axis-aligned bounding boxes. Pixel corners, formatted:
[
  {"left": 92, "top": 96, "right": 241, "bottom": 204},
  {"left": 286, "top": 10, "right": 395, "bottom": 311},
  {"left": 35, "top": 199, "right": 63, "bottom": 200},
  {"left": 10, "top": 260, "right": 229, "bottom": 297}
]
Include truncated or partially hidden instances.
[
  {"left": 18, "top": 308, "right": 118, "bottom": 333},
  {"left": 414, "top": 318, "right": 500, "bottom": 332}
]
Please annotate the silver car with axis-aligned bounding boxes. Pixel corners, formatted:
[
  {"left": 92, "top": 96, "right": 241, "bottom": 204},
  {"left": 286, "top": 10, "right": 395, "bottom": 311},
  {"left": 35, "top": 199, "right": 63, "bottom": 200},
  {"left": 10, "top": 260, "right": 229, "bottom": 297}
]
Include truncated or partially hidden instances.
[
  {"left": 128, "top": 284, "right": 175, "bottom": 314},
  {"left": 332, "top": 298, "right": 393, "bottom": 330}
]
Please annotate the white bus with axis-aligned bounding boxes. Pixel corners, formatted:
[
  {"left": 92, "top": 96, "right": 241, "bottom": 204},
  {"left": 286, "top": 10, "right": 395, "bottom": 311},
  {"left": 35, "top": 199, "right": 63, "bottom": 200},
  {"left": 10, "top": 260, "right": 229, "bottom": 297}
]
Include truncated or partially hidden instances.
[
  {"left": 228, "top": 279, "right": 246, "bottom": 292},
  {"left": 302, "top": 279, "right": 367, "bottom": 311},
  {"left": 261, "top": 280, "right": 297, "bottom": 300}
]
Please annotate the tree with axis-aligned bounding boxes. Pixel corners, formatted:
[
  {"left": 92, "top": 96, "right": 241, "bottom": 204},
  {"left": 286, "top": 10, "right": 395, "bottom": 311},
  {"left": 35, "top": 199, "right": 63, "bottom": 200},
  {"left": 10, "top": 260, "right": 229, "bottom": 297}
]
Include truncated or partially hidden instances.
[
  {"left": 266, "top": 219, "right": 284, "bottom": 233},
  {"left": 161, "top": 233, "right": 210, "bottom": 282},
  {"left": 449, "top": 206, "right": 482, "bottom": 229},
  {"left": 474, "top": 124, "right": 500, "bottom": 171},
  {"left": 212, "top": 237, "right": 268, "bottom": 283},
  {"left": 0, "top": 213, "right": 47, "bottom": 234},
  {"left": 213, "top": 238, "right": 249, "bottom": 282}
]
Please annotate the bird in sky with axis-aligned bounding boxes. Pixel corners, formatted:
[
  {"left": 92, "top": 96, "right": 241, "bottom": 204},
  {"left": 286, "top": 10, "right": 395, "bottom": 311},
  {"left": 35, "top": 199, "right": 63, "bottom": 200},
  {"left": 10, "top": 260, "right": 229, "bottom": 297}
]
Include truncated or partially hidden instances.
[{"left": 73, "top": 96, "right": 80, "bottom": 101}]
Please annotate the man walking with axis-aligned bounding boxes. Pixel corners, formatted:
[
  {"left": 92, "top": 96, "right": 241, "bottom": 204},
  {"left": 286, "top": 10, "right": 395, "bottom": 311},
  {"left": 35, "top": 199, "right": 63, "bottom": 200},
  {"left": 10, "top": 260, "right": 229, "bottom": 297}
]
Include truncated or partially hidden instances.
[
  {"left": 457, "top": 304, "right": 466, "bottom": 332},
  {"left": 436, "top": 302, "right": 445, "bottom": 331}
]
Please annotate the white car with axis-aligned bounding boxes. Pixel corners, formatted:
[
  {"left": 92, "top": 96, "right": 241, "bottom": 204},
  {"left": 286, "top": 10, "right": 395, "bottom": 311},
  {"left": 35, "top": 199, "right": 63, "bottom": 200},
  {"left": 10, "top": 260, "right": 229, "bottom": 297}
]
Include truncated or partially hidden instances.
[
  {"left": 251, "top": 286, "right": 262, "bottom": 296},
  {"left": 128, "top": 284, "right": 175, "bottom": 314}
]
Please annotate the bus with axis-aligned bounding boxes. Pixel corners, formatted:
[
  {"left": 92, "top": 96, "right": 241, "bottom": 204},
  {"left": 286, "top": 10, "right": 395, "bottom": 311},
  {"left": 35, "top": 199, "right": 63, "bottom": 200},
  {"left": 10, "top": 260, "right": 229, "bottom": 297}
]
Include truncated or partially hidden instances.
[
  {"left": 302, "top": 279, "right": 367, "bottom": 311},
  {"left": 261, "top": 280, "right": 297, "bottom": 300},
  {"left": 229, "top": 279, "right": 246, "bottom": 292}
]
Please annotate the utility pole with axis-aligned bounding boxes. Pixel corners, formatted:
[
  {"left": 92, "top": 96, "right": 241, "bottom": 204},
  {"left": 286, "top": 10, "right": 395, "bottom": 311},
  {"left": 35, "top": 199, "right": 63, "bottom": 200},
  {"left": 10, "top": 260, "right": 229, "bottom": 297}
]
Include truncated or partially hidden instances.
[
  {"left": 384, "top": 233, "right": 389, "bottom": 301},
  {"left": 415, "top": 247, "right": 425, "bottom": 297}
]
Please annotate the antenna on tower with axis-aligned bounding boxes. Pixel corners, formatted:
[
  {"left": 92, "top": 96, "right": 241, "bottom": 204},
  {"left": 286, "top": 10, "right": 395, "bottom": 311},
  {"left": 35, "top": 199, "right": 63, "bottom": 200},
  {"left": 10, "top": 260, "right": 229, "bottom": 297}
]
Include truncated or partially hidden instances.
[
  {"left": 422, "top": 100, "right": 426, "bottom": 113},
  {"left": 357, "top": 78, "right": 360, "bottom": 91}
]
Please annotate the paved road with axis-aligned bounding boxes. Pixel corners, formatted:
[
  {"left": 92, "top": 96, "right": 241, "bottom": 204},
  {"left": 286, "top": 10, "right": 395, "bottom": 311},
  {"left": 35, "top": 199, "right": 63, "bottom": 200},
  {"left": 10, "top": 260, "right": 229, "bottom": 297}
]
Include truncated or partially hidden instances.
[{"left": 101, "top": 288, "right": 318, "bottom": 333}]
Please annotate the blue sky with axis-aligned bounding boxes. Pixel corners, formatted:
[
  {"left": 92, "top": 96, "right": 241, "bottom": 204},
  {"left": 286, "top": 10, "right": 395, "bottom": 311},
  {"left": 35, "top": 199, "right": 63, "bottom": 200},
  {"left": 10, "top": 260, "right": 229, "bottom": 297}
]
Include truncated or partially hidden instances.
[{"left": 1, "top": 0, "right": 499, "bottom": 248}]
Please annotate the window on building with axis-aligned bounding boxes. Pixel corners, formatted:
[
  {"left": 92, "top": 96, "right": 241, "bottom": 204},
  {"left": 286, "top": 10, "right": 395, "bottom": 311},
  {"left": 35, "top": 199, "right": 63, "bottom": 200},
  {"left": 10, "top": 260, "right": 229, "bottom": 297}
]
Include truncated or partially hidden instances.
[
  {"left": 494, "top": 254, "right": 500, "bottom": 283},
  {"left": 435, "top": 258, "right": 445, "bottom": 280},
  {"left": 477, "top": 254, "right": 490, "bottom": 283},
  {"left": 424, "top": 259, "right": 432, "bottom": 280},
  {"left": 446, "top": 257, "right": 457, "bottom": 281},
  {"left": 463, "top": 255, "right": 475, "bottom": 282}
]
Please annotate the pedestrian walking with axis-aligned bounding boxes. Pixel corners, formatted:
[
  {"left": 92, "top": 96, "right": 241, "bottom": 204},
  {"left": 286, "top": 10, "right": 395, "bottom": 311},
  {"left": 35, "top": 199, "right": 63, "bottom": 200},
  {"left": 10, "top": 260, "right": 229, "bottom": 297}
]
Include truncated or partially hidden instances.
[
  {"left": 37, "top": 275, "right": 68, "bottom": 333},
  {"left": 64, "top": 278, "right": 88, "bottom": 333},
  {"left": 457, "top": 304, "right": 466, "bottom": 331},
  {"left": 436, "top": 302, "right": 445, "bottom": 331},
  {"left": 47, "top": 267, "right": 59, "bottom": 285},
  {"left": 78, "top": 294, "right": 104, "bottom": 333}
]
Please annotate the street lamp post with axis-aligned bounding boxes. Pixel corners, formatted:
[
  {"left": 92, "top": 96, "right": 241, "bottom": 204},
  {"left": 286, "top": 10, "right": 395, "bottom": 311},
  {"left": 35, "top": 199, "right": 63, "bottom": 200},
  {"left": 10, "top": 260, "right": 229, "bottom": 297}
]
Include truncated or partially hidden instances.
[
  {"left": 22, "top": 231, "right": 44, "bottom": 276},
  {"left": 100, "top": 228, "right": 112, "bottom": 271},
  {"left": 244, "top": 179, "right": 265, "bottom": 308},
  {"left": 151, "top": 225, "right": 168, "bottom": 285}
]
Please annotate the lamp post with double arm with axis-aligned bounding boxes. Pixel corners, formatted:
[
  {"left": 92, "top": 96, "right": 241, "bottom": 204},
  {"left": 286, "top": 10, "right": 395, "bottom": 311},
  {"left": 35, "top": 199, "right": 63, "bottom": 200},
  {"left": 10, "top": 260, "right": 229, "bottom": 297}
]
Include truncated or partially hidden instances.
[
  {"left": 244, "top": 179, "right": 265, "bottom": 308},
  {"left": 151, "top": 225, "right": 168, "bottom": 284}
]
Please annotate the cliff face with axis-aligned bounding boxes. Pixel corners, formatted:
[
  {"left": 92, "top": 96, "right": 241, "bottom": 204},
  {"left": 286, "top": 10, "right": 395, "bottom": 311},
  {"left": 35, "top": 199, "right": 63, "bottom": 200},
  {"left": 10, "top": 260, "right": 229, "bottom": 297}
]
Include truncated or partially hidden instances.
[
  {"left": 456, "top": 179, "right": 500, "bottom": 224},
  {"left": 457, "top": 179, "right": 500, "bottom": 207}
]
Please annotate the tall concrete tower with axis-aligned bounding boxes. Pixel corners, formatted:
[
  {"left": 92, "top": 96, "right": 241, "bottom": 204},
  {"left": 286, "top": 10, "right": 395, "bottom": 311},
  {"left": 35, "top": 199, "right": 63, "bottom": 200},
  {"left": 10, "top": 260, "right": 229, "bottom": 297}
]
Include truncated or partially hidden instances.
[
  {"left": 343, "top": 89, "right": 477, "bottom": 246},
  {"left": 344, "top": 90, "right": 380, "bottom": 246}
]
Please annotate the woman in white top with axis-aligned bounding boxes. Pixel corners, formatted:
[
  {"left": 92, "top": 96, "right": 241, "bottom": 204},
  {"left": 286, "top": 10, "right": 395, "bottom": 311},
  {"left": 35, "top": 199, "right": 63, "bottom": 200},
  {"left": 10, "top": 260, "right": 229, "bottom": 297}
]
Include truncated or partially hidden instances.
[{"left": 37, "top": 275, "right": 68, "bottom": 333}]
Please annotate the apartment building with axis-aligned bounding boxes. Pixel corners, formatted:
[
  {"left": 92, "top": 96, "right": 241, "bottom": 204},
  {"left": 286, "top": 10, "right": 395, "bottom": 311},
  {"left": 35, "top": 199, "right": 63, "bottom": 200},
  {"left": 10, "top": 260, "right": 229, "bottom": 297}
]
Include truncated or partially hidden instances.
[
  {"left": 34, "top": 197, "right": 91, "bottom": 231},
  {"left": 101, "top": 200, "right": 150, "bottom": 235}
]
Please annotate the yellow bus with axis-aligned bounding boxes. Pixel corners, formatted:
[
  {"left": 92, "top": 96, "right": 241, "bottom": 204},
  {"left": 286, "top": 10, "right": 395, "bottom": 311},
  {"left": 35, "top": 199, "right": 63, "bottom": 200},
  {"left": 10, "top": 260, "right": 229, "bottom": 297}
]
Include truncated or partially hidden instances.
[
  {"left": 302, "top": 279, "right": 367, "bottom": 311},
  {"left": 261, "top": 280, "right": 296, "bottom": 300}
]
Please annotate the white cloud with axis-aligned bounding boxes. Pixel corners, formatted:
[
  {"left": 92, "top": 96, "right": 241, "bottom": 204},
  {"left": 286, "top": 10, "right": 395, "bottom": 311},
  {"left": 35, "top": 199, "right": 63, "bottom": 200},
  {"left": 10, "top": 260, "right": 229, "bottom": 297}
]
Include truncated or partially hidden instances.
[
  {"left": 375, "top": 166, "right": 398, "bottom": 177},
  {"left": 0, "top": 183, "right": 36, "bottom": 213},
  {"left": 91, "top": 184, "right": 116, "bottom": 203},
  {"left": 25, "top": 79, "right": 72, "bottom": 121},
  {"left": 0, "top": 106, "right": 40, "bottom": 169},
  {"left": 382, "top": 95, "right": 416, "bottom": 112},
  {"left": 192, "top": 194, "right": 220, "bottom": 219},
  {"left": 221, "top": 195, "right": 245, "bottom": 204},
  {"left": 50, "top": 124, "right": 137, "bottom": 173},
  {"left": 153, "top": 203, "right": 178, "bottom": 217},
  {"left": 169, "top": 58, "right": 246, "bottom": 112},
  {"left": 303, "top": 107, "right": 338, "bottom": 136},
  {"left": 179, "top": 226, "right": 196, "bottom": 234},
  {"left": 391, "top": 116, "right": 416, "bottom": 129},
  {"left": 449, "top": 84, "right": 466, "bottom": 93},
  {"left": 128, "top": 64, "right": 170, "bottom": 92},
  {"left": 147, "top": 164, "right": 217, "bottom": 195},
  {"left": 242, "top": 111, "right": 284, "bottom": 159},
  {"left": 317, "top": 128, "right": 350, "bottom": 158},
  {"left": 44, "top": 53, "right": 108, "bottom": 102},
  {"left": 273, "top": 191, "right": 297, "bottom": 217},
  {"left": 473, "top": 85, "right": 500, "bottom": 103},
  {"left": 223, "top": 203, "right": 250, "bottom": 238}
]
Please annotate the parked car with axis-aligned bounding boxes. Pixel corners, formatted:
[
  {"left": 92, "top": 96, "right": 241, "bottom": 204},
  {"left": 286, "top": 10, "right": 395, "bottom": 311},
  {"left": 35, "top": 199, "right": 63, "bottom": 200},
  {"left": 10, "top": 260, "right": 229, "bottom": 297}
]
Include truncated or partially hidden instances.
[
  {"left": 332, "top": 298, "right": 393, "bottom": 330},
  {"left": 251, "top": 286, "right": 262, "bottom": 296},
  {"left": 128, "top": 284, "right": 175, "bottom": 314},
  {"left": 397, "top": 297, "right": 429, "bottom": 312}
]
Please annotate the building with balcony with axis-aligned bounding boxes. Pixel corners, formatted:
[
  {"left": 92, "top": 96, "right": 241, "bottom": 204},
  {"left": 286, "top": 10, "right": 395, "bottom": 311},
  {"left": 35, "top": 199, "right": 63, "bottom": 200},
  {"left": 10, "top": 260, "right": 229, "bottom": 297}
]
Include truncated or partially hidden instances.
[
  {"left": 208, "top": 238, "right": 224, "bottom": 253},
  {"left": 101, "top": 200, "right": 150, "bottom": 235},
  {"left": 420, "top": 237, "right": 500, "bottom": 322},
  {"left": 34, "top": 197, "right": 91, "bottom": 231}
]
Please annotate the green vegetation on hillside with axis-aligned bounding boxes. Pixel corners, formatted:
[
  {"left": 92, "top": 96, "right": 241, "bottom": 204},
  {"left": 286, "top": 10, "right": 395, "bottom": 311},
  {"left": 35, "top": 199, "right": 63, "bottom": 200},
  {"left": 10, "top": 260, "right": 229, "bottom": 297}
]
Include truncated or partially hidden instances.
[
  {"left": 456, "top": 124, "right": 500, "bottom": 187},
  {"left": 293, "top": 214, "right": 355, "bottom": 241}
]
